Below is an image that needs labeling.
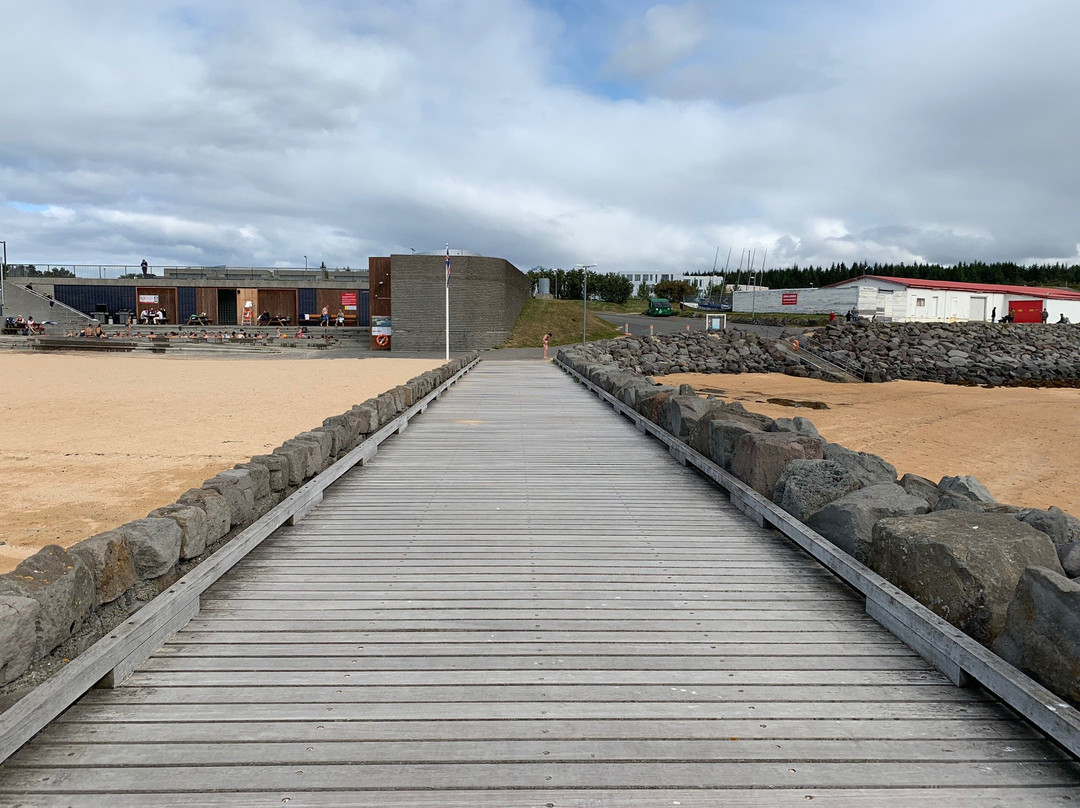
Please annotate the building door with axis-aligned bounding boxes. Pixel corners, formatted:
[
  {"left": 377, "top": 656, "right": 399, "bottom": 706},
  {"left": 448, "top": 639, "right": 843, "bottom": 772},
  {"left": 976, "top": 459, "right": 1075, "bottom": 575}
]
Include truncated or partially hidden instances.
[
  {"left": 217, "top": 289, "right": 238, "bottom": 326},
  {"left": 1008, "top": 300, "right": 1042, "bottom": 323},
  {"left": 969, "top": 297, "right": 987, "bottom": 321}
]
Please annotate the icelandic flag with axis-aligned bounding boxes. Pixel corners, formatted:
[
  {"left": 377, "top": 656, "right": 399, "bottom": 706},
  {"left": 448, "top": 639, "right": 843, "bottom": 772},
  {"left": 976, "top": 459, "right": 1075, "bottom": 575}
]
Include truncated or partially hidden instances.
[{"left": 445, "top": 245, "right": 451, "bottom": 288}]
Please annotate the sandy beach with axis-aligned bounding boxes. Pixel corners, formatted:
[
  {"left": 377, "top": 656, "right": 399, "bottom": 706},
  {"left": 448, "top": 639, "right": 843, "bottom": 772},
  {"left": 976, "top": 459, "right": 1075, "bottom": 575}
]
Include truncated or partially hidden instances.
[
  {"left": 661, "top": 372, "right": 1080, "bottom": 514},
  {"left": 0, "top": 353, "right": 442, "bottom": 573}
]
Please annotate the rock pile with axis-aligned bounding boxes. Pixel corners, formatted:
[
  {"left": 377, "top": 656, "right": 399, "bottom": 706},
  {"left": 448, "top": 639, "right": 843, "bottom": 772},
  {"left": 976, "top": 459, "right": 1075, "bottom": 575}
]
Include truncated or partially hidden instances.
[
  {"left": 805, "top": 321, "right": 1080, "bottom": 385},
  {"left": 565, "top": 331, "right": 846, "bottom": 380},
  {"left": 556, "top": 344, "right": 1080, "bottom": 708},
  {"left": 0, "top": 354, "right": 480, "bottom": 694}
]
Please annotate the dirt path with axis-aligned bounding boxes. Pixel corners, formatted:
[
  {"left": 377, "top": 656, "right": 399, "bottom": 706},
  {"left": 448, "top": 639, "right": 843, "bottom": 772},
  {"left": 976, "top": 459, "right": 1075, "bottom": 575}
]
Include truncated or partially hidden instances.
[
  {"left": 0, "top": 353, "right": 442, "bottom": 572},
  {"left": 661, "top": 372, "right": 1080, "bottom": 513}
]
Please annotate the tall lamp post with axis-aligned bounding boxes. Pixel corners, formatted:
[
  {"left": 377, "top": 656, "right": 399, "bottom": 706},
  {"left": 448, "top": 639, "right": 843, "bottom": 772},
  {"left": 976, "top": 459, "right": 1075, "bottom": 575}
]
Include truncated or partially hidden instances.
[
  {"left": 576, "top": 263, "right": 596, "bottom": 345},
  {"left": 304, "top": 255, "right": 308, "bottom": 271},
  {"left": 0, "top": 240, "right": 6, "bottom": 319}
]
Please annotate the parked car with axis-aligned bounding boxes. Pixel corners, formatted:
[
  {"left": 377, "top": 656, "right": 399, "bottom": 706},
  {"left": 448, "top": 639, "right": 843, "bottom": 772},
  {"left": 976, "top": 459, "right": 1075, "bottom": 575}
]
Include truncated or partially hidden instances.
[{"left": 646, "top": 298, "right": 674, "bottom": 317}]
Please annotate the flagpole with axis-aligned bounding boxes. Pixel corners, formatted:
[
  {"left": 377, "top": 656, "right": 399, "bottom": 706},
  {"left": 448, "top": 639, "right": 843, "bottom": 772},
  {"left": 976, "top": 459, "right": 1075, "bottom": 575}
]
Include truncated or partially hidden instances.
[{"left": 445, "top": 244, "right": 450, "bottom": 361}]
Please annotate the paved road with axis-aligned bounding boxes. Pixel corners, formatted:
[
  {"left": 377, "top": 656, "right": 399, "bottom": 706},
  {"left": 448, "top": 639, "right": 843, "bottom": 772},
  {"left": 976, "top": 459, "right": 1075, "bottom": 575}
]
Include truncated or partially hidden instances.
[{"left": 598, "top": 312, "right": 810, "bottom": 342}]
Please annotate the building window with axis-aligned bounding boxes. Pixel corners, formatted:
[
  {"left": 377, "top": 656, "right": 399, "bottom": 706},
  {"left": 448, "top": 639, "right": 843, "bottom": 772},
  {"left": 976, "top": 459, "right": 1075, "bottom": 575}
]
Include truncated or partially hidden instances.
[{"left": 915, "top": 298, "right": 925, "bottom": 307}]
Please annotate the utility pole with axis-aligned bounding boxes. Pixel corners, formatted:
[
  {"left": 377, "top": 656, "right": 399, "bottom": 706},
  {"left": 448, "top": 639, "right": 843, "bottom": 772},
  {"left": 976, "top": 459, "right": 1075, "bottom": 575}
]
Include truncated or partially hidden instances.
[
  {"left": 0, "top": 240, "right": 6, "bottom": 318},
  {"left": 576, "top": 263, "right": 596, "bottom": 345}
]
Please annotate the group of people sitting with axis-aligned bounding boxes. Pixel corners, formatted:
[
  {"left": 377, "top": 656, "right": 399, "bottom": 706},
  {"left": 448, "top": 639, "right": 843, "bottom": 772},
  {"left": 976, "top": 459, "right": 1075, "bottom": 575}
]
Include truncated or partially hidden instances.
[
  {"left": 138, "top": 308, "right": 167, "bottom": 324},
  {"left": 6, "top": 315, "right": 46, "bottom": 335}
]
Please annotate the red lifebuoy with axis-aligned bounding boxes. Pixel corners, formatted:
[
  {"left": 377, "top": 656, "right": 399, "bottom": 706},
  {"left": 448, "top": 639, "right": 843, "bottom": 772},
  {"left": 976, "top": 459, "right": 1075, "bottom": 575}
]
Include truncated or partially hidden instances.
[{"left": 375, "top": 334, "right": 389, "bottom": 347}]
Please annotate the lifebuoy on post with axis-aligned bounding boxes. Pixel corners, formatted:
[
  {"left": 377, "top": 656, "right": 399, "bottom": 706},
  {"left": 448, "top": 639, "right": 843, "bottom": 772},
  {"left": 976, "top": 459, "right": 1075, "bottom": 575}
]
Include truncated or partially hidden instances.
[{"left": 375, "top": 334, "right": 389, "bottom": 347}]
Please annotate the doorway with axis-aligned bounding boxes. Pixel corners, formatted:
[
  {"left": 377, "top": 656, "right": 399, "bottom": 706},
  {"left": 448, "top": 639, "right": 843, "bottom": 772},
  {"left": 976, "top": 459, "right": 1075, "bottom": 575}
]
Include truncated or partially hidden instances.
[{"left": 217, "top": 289, "right": 238, "bottom": 326}]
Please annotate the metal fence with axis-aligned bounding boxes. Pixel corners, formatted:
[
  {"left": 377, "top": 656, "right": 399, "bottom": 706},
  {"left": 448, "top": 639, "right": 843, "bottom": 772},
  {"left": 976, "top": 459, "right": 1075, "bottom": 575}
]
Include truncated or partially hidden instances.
[{"left": 4, "top": 265, "right": 368, "bottom": 281}]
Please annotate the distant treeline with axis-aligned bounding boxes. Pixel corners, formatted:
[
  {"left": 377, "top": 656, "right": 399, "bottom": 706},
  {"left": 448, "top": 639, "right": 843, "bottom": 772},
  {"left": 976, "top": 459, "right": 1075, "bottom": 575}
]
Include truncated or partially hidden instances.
[{"left": 740, "top": 261, "right": 1080, "bottom": 291}]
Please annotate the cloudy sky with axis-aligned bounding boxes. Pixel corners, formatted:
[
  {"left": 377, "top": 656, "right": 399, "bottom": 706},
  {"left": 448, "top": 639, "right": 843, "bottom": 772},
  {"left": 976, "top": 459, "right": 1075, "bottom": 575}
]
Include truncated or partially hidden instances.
[{"left": 2, "top": 0, "right": 1079, "bottom": 275}]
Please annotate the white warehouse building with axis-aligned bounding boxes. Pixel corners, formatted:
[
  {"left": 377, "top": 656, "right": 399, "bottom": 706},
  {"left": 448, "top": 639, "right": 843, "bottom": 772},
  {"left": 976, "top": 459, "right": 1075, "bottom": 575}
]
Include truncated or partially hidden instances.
[{"left": 732, "top": 275, "right": 1080, "bottom": 323}]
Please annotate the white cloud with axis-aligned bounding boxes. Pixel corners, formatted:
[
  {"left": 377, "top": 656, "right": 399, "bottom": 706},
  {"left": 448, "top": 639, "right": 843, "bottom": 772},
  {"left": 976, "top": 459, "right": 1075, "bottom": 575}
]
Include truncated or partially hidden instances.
[{"left": 0, "top": 0, "right": 1078, "bottom": 275}]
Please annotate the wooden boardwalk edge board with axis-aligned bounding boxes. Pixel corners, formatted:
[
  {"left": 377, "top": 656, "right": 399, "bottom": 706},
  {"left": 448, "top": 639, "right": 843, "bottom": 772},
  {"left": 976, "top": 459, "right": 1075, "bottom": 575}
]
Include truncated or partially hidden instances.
[
  {"left": 556, "top": 357, "right": 1080, "bottom": 761},
  {"left": 0, "top": 357, "right": 480, "bottom": 765}
]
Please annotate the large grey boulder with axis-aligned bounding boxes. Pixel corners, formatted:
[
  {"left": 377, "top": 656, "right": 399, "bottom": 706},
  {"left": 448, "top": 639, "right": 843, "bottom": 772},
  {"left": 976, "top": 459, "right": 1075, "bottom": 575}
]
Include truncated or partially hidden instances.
[
  {"left": 993, "top": 566, "right": 1080, "bottom": 702},
  {"left": 0, "top": 546, "right": 96, "bottom": 659},
  {"left": 231, "top": 464, "right": 270, "bottom": 501},
  {"left": 350, "top": 403, "right": 379, "bottom": 435},
  {"left": 1057, "top": 543, "right": 1080, "bottom": 579},
  {"left": 938, "top": 474, "right": 996, "bottom": 503},
  {"left": 250, "top": 454, "right": 289, "bottom": 493},
  {"left": 281, "top": 438, "right": 321, "bottom": 478},
  {"left": 768, "top": 417, "right": 820, "bottom": 438},
  {"left": 868, "top": 511, "right": 1065, "bottom": 645},
  {"left": 635, "top": 389, "right": 675, "bottom": 423},
  {"left": 296, "top": 430, "right": 333, "bottom": 465},
  {"left": 272, "top": 443, "right": 306, "bottom": 485},
  {"left": 177, "top": 488, "right": 231, "bottom": 542},
  {"left": 730, "top": 432, "right": 826, "bottom": 498},
  {"left": 203, "top": 472, "right": 255, "bottom": 528},
  {"left": 773, "top": 459, "right": 862, "bottom": 522},
  {"left": 615, "top": 379, "right": 671, "bottom": 410},
  {"left": 823, "top": 444, "right": 897, "bottom": 486},
  {"left": 0, "top": 595, "right": 39, "bottom": 684},
  {"left": 658, "top": 395, "right": 717, "bottom": 442},
  {"left": 117, "top": 518, "right": 183, "bottom": 580},
  {"left": 69, "top": 530, "right": 137, "bottom": 604},
  {"left": 691, "top": 404, "right": 773, "bottom": 459},
  {"left": 807, "top": 483, "right": 930, "bottom": 562},
  {"left": 147, "top": 504, "right": 209, "bottom": 560},
  {"left": 1016, "top": 506, "right": 1080, "bottom": 544},
  {"left": 899, "top": 473, "right": 940, "bottom": 510},
  {"left": 933, "top": 491, "right": 986, "bottom": 513}
]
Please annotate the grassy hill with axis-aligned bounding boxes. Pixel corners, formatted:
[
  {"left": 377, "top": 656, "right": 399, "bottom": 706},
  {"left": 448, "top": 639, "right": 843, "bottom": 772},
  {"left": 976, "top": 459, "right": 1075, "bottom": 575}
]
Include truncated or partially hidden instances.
[{"left": 500, "top": 299, "right": 627, "bottom": 348}]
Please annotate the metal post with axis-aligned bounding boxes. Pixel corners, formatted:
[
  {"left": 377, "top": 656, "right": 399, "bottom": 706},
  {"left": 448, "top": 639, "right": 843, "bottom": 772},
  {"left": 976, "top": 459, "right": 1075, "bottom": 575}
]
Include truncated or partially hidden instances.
[
  {"left": 576, "top": 263, "right": 596, "bottom": 345},
  {"left": 0, "top": 240, "right": 6, "bottom": 318},
  {"left": 304, "top": 255, "right": 308, "bottom": 271}
]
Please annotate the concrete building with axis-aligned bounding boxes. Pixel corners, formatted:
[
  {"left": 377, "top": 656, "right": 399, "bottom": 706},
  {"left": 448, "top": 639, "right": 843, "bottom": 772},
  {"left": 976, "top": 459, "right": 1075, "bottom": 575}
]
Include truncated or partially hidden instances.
[
  {"left": 386, "top": 252, "right": 530, "bottom": 351},
  {"left": 3, "top": 268, "right": 370, "bottom": 327},
  {"left": 733, "top": 275, "right": 1080, "bottom": 323}
]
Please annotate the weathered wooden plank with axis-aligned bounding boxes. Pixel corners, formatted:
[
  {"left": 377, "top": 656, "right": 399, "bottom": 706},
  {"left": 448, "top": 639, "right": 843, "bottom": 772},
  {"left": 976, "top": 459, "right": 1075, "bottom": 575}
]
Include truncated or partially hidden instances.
[
  {"left": 138, "top": 653, "right": 932, "bottom": 672},
  {"left": 32, "top": 717, "right": 1044, "bottom": 744},
  {"left": 76, "top": 683, "right": 987, "bottom": 705},
  {"left": 10, "top": 737, "right": 1067, "bottom": 768},
  {"left": 4, "top": 760, "right": 1080, "bottom": 792},
  {"left": 53, "top": 700, "right": 1015, "bottom": 722},
  {"left": 5, "top": 787, "right": 1078, "bottom": 808}
]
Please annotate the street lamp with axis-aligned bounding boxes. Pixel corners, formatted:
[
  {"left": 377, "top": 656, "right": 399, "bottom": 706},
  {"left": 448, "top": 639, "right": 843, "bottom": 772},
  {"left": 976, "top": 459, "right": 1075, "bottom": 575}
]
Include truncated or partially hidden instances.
[
  {"left": 304, "top": 255, "right": 308, "bottom": 271},
  {"left": 576, "top": 263, "right": 596, "bottom": 345},
  {"left": 0, "top": 240, "right": 6, "bottom": 318}
]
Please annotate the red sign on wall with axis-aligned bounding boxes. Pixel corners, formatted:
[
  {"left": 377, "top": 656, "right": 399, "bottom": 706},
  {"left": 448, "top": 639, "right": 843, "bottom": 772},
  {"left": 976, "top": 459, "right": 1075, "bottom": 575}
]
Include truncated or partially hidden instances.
[
  {"left": 781, "top": 293, "right": 798, "bottom": 306},
  {"left": 341, "top": 292, "right": 358, "bottom": 306}
]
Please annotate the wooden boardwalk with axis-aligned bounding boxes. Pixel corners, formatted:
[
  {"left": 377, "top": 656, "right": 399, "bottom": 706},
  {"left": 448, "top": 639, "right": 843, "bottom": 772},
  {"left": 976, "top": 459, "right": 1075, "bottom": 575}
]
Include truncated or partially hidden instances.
[{"left": 3, "top": 361, "right": 1079, "bottom": 805}]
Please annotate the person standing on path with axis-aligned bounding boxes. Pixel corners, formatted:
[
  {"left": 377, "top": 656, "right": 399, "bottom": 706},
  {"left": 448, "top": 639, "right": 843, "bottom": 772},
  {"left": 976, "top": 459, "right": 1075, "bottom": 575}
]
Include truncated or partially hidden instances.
[
  {"left": 542, "top": 333, "right": 552, "bottom": 360},
  {"left": 320, "top": 306, "right": 329, "bottom": 327}
]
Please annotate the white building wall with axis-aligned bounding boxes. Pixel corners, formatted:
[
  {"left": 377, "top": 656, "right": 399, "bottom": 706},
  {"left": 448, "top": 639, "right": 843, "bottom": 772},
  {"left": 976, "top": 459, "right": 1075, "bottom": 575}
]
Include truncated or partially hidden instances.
[{"left": 732, "top": 287, "right": 860, "bottom": 315}]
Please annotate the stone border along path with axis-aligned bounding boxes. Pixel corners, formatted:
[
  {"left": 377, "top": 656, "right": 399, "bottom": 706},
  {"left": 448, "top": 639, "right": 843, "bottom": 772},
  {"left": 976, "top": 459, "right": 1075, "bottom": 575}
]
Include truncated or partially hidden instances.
[
  {"left": 0, "top": 355, "right": 480, "bottom": 766},
  {"left": 554, "top": 348, "right": 1080, "bottom": 764},
  {"left": 2, "top": 361, "right": 1079, "bottom": 804}
]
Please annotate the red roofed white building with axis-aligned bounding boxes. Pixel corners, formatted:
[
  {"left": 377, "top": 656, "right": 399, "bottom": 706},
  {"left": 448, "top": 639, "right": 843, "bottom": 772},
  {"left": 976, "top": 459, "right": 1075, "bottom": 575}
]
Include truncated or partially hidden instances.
[
  {"left": 826, "top": 275, "right": 1080, "bottom": 323},
  {"left": 733, "top": 274, "right": 1080, "bottom": 323}
]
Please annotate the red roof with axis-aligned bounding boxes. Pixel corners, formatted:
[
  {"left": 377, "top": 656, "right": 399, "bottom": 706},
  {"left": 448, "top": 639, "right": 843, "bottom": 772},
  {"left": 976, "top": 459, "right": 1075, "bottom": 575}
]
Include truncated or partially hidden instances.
[{"left": 828, "top": 275, "right": 1080, "bottom": 300}]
